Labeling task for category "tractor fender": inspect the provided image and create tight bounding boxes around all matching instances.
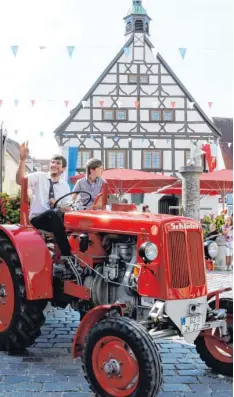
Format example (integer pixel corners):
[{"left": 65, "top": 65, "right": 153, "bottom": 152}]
[
  {"left": 72, "top": 304, "right": 125, "bottom": 358},
  {"left": 207, "top": 287, "right": 232, "bottom": 310},
  {"left": 0, "top": 224, "right": 53, "bottom": 300}
]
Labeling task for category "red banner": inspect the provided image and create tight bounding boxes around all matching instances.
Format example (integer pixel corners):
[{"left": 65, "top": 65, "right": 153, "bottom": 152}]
[{"left": 202, "top": 144, "right": 217, "bottom": 172}]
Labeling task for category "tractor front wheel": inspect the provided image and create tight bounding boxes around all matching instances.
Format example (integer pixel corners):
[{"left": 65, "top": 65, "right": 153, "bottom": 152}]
[
  {"left": 0, "top": 237, "right": 47, "bottom": 350},
  {"left": 82, "top": 317, "right": 163, "bottom": 397},
  {"left": 195, "top": 298, "right": 233, "bottom": 377}
]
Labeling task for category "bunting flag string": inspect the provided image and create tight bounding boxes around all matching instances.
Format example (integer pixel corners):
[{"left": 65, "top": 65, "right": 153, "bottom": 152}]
[
  {"left": 124, "top": 47, "right": 130, "bottom": 56},
  {"left": 188, "top": 101, "right": 194, "bottom": 109},
  {"left": 14, "top": 99, "right": 19, "bottom": 107},
  {"left": 11, "top": 46, "right": 19, "bottom": 57},
  {"left": 64, "top": 100, "right": 70, "bottom": 108},
  {"left": 135, "top": 101, "right": 140, "bottom": 109},
  {"left": 171, "top": 101, "right": 176, "bottom": 109},
  {"left": 179, "top": 48, "right": 187, "bottom": 60},
  {"left": 208, "top": 102, "right": 213, "bottom": 108},
  {"left": 99, "top": 100, "right": 104, "bottom": 107},
  {"left": 67, "top": 46, "right": 75, "bottom": 58},
  {"left": 31, "top": 100, "right": 36, "bottom": 107}
]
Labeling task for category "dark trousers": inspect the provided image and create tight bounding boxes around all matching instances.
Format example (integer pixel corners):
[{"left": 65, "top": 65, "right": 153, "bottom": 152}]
[{"left": 31, "top": 210, "right": 71, "bottom": 256}]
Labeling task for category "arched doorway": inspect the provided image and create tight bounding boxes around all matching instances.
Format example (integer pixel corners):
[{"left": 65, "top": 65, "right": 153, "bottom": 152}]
[{"left": 158, "top": 195, "right": 179, "bottom": 215}]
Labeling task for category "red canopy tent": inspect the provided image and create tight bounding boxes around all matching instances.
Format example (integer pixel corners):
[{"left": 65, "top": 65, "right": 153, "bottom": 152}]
[
  {"left": 156, "top": 170, "right": 233, "bottom": 201},
  {"left": 70, "top": 169, "right": 177, "bottom": 195}
]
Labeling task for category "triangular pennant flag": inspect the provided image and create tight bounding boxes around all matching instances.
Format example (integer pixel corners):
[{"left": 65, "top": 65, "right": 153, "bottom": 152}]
[
  {"left": 228, "top": 142, "right": 232, "bottom": 148},
  {"left": 47, "top": 100, "right": 52, "bottom": 107},
  {"left": 67, "top": 46, "right": 75, "bottom": 58},
  {"left": 124, "top": 47, "right": 130, "bottom": 56},
  {"left": 99, "top": 100, "right": 104, "bottom": 108},
  {"left": 14, "top": 130, "right": 18, "bottom": 135},
  {"left": 142, "top": 138, "right": 145, "bottom": 143},
  {"left": 152, "top": 101, "right": 158, "bottom": 108},
  {"left": 152, "top": 48, "right": 157, "bottom": 58},
  {"left": 64, "top": 100, "right": 69, "bottom": 108},
  {"left": 82, "top": 101, "right": 87, "bottom": 108},
  {"left": 40, "top": 131, "right": 44, "bottom": 137},
  {"left": 39, "top": 46, "right": 47, "bottom": 50},
  {"left": 11, "top": 46, "right": 19, "bottom": 57},
  {"left": 171, "top": 101, "right": 176, "bottom": 109},
  {"left": 179, "top": 48, "right": 187, "bottom": 60},
  {"left": 14, "top": 99, "right": 19, "bottom": 107},
  {"left": 0, "top": 100, "right": 2, "bottom": 107},
  {"left": 128, "top": 137, "right": 132, "bottom": 142},
  {"left": 208, "top": 102, "right": 213, "bottom": 108},
  {"left": 117, "top": 100, "right": 122, "bottom": 108},
  {"left": 135, "top": 101, "right": 140, "bottom": 109},
  {"left": 188, "top": 101, "right": 194, "bottom": 109},
  {"left": 31, "top": 100, "right": 36, "bottom": 107}
]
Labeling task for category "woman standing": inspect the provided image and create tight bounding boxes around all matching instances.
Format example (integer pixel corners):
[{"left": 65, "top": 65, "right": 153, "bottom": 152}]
[{"left": 222, "top": 217, "right": 233, "bottom": 270}]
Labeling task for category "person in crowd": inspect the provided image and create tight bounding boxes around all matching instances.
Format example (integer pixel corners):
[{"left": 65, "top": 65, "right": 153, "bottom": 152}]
[
  {"left": 222, "top": 216, "right": 233, "bottom": 270},
  {"left": 16, "top": 142, "right": 72, "bottom": 257},
  {"left": 72, "top": 158, "right": 105, "bottom": 208},
  {"left": 206, "top": 223, "right": 219, "bottom": 241},
  {"left": 142, "top": 204, "right": 151, "bottom": 213}
]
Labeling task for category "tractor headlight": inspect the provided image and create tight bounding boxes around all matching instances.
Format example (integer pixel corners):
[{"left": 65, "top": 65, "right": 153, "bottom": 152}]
[
  {"left": 208, "top": 242, "right": 219, "bottom": 258},
  {"left": 139, "top": 242, "right": 158, "bottom": 262}
]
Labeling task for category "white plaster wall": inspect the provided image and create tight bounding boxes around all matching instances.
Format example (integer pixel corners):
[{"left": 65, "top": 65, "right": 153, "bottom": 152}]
[
  {"left": 132, "top": 150, "right": 142, "bottom": 169},
  {"left": 2, "top": 154, "right": 20, "bottom": 195}
]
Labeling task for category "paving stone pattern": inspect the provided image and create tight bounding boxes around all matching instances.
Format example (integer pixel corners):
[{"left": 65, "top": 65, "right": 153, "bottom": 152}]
[{"left": 0, "top": 271, "right": 232, "bottom": 397}]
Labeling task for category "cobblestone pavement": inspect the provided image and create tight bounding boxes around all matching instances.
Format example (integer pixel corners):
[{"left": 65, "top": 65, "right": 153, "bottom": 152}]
[{"left": 0, "top": 271, "right": 232, "bottom": 397}]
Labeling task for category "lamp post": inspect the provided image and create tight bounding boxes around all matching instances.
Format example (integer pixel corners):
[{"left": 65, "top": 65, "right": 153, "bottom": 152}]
[{"left": 0, "top": 122, "right": 7, "bottom": 193}]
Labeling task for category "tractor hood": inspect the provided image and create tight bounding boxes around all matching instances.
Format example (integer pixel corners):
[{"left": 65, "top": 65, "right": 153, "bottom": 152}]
[{"left": 64, "top": 210, "right": 200, "bottom": 235}]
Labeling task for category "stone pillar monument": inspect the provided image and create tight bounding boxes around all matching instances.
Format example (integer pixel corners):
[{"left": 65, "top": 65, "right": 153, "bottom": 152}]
[{"left": 180, "top": 157, "right": 203, "bottom": 221}]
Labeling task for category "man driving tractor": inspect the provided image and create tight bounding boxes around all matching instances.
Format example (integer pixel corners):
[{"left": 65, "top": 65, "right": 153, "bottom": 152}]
[{"left": 16, "top": 142, "right": 74, "bottom": 257}]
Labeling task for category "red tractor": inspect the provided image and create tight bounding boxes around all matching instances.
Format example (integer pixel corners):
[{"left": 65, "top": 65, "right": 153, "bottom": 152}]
[{"left": 0, "top": 178, "right": 232, "bottom": 397}]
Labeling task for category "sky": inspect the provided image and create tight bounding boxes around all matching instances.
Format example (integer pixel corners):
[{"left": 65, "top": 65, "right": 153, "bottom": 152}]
[{"left": 0, "top": 0, "right": 233, "bottom": 159}]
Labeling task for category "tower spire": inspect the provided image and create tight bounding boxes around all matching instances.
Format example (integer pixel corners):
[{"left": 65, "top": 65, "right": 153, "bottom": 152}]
[{"left": 124, "top": 0, "right": 151, "bottom": 36}]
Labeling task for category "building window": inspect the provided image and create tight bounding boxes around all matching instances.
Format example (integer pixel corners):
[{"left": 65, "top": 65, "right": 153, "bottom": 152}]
[
  {"left": 140, "top": 75, "right": 149, "bottom": 84},
  {"left": 151, "top": 110, "right": 161, "bottom": 121},
  {"left": 103, "top": 109, "right": 127, "bottom": 121},
  {"left": 135, "top": 20, "right": 144, "bottom": 31},
  {"left": 162, "top": 109, "right": 174, "bottom": 122},
  {"left": 128, "top": 74, "right": 138, "bottom": 84},
  {"left": 106, "top": 150, "right": 127, "bottom": 169},
  {"left": 77, "top": 150, "right": 92, "bottom": 169},
  {"left": 103, "top": 110, "right": 115, "bottom": 121},
  {"left": 116, "top": 110, "right": 127, "bottom": 120},
  {"left": 150, "top": 109, "right": 175, "bottom": 122},
  {"left": 126, "top": 21, "right": 132, "bottom": 34},
  {"left": 143, "top": 150, "right": 162, "bottom": 169},
  {"left": 128, "top": 74, "right": 149, "bottom": 84}
]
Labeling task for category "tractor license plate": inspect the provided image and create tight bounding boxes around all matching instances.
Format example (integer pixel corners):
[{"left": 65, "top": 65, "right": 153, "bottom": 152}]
[{"left": 181, "top": 315, "right": 203, "bottom": 333}]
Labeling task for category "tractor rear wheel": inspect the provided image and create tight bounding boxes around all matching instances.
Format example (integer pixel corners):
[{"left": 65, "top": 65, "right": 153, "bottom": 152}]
[
  {"left": 0, "top": 237, "right": 47, "bottom": 350},
  {"left": 82, "top": 317, "right": 163, "bottom": 397},
  {"left": 195, "top": 298, "right": 233, "bottom": 377}
]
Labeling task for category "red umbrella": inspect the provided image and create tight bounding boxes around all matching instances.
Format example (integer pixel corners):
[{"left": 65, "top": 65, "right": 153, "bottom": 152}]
[
  {"left": 200, "top": 169, "right": 233, "bottom": 194},
  {"left": 157, "top": 182, "right": 224, "bottom": 196},
  {"left": 70, "top": 169, "right": 177, "bottom": 195},
  {"left": 156, "top": 170, "right": 233, "bottom": 204}
]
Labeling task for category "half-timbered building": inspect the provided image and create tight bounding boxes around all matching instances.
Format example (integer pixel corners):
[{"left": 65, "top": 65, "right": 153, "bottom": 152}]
[{"left": 54, "top": 0, "right": 222, "bottom": 213}]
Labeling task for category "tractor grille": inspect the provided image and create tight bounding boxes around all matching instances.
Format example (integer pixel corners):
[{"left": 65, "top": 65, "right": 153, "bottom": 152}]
[
  {"left": 188, "top": 231, "right": 206, "bottom": 286},
  {"left": 168, "top": 231, "right": 205, "bottom": 289}
]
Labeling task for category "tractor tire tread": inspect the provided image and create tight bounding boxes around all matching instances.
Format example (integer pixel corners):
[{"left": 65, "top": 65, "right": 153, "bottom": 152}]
[
  {"left": 195, "top": 298, "right": 233, "bottom": 377},
  {"left": 0, "top": 237, "right": 46, "bottom": 351},
  {"left": 82, "top": 316, "right": 163, "bottom": 397}
]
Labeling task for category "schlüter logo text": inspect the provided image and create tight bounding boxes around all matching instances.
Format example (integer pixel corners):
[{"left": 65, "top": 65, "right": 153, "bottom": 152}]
[{"left": 171, "top": 223, "right": 197, "bottom": 230}]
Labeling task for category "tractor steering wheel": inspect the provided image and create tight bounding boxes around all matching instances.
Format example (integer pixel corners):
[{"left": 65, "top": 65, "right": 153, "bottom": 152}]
[{"left": 53, "top": 190, "right": 92, "bottom": 209}]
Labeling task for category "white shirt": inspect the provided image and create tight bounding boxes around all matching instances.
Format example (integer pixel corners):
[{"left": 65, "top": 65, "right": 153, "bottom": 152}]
[{"left": 27, "top": 172, "right": 71, "bottom": 220}]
